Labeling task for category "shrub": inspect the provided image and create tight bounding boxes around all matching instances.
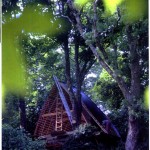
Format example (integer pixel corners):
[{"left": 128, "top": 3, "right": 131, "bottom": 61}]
[
  {"left": 2, "top": 124, "right": 46, "bottom": 150},
  {"left": 62, "top": 124, "right": 116, "bottom": 150}
]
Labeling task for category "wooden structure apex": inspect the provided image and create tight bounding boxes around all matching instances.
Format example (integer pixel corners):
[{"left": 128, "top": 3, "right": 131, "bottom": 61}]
[{"left": 34, "top": 76, "right": 121, "bottom": 149}]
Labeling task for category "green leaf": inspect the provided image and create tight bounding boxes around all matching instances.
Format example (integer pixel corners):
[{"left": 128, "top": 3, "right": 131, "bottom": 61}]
[
  {"left": 144, "top": 87, "right": 149, "bottom": 109},
  {"left": 124, "top": 0, "right": 148, "bottom": 23},
  {"left": 2, "top": 23, "right": 27, "bottom": 97},
  {"left": 19, "top": 5, "right": 59, "bottom": 34},
  {"left": 103, "top": 0, "right": 124, "bottom": 15},
  {"left": 2, "top": 84, "right": 6, "bottom": 112},
  {"left": 74, "top": 0, "right": 89, "bottom": 7}
]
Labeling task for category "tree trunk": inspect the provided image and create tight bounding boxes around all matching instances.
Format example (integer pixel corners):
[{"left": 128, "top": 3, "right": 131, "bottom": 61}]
[
  {"left": 125, "top": 113, "right": 140, "bottom": 150},
  {"left": 74, "top": 32, "right": 82, "bottom": 125},
  {"left": 19, "top": 97, "right": 26, "bottom": 130},
  {"left": 63, "top": 36, "right": 78, "bottom": 127},
  {"left": 125, "top": 25, "right": 141, "bottom": 150}
]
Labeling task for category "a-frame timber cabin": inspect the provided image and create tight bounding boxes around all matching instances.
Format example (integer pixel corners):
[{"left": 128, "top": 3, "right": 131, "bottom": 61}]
[{"left": 34, "top": 76, "right": 121, "bottom": 149}]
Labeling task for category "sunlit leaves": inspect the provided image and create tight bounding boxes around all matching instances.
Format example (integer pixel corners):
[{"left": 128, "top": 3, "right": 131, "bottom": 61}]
[
  {"left": 2, "top": 4, "right": 61, "bottom": 100},
  {"left": 100, "top": 69, "right": 114, "bottom": 82},
  {"left": 44, "top": 53, "right": 48, "bottom": 58},
  {"left": 74, "top": 0, "right": 148, "bottom": 25},
  {"left": 19, "top": 5, "right": 58, "bottom": 34},
  {"left": 92, "top": 69, "right": 123, "bottom": 109},
  {"left": 144, "top": 87, "right": 149, "bottom": 109},
  {"left": 74, "top": 0, "right": 90, "bottom": 8},
  {"left": 103, "top": 0, "right": 148, "bottom": 23},
  {"left": 2, "top": 85, "right": 6, "bottom": 112},
  {"left": 123, "top": 0, "right": 148, "bottom": 23},
  {"left": 103, "top": 0, "right": 123, "bottom": 15},
  {"left": 2, "top": 23, "right": 27, "bottom": 97}
]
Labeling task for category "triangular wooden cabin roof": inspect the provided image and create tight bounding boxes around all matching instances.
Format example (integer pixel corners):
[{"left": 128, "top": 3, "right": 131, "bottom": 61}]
[{"left": 34, "top": 77, "right": 120, "bottom": 139}]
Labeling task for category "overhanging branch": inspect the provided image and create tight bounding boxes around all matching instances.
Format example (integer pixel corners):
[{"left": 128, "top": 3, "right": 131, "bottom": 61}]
[{"left": 66, "top": 0, "right": 131, "bottom": 100}]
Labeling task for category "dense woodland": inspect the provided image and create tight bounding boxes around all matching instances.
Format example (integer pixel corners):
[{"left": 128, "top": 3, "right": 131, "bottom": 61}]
[{"left": 2, "top": 0, "right": 148, "bottom": 150}]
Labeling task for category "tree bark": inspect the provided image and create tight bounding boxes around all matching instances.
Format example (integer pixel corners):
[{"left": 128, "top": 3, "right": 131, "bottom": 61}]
[
  {"left": 63, "top": 35, "right": 79, "bottom": 127},
  {"left": 125, "top": 25, "right": 141, "bottom": 150},
  {"left": 125, "top": 113, "right": 140, "bottom": 150},
  {"left": 74, "top": 32, "right": 82, "bottom": 125},
  {"left": 19, "top": 97, "right": 26, "bottom": 130}
]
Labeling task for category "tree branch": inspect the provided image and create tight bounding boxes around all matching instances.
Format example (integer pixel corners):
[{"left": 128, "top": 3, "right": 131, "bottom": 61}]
[{"left": 66, "top": 0, "right": 131, "bottom": 100}]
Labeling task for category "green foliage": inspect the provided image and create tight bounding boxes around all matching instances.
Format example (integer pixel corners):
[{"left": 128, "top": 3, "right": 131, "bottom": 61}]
[
  {"left": 62, "top": 124, "right": 108, "bottom": 150},
  {"left": 2, "top": 1, "right": 148, "bottom": 149},
  {"left": 92, "top": 69, "right": 124, "bottom": 110},
  {"left": 121, "top": 0, "right": 148, "bottom": 23},
  {"left": 2, "top": 22, "right": 27, "bottom": 98},
  {"left": 108, "top": 107, "right": 128, "bottom": 141},
  {"left": 19, "top": 4, "right": 57, "bottom": 34},
  {"left": 74, "top": 0, "right": 89, "bottom": 8},
  {"left": 73, "top": 124, "right": 98, "bottom": 136},
  {"left": 102, "top": 0, "right": 148, "bottom": 23},
  {"left": 2, "top": 2, "right": 63, "bottom": 103},
  {"left": 2, "top": 124, "right": 46, "bottom": 150},
  {"left": 103, "top": 0, "right": 124, "bottom": 15},
  {"left": 21, "top": 33, "right": 64, "bottom": 96},
  {"left": 2, "top": 93, "right": 20, "bottom": 128},
  {"left": 20, "top": 34, "right": 65, "bottom": 134},
  {"left": 2, "top": 85, "right": 6, "bottom": 112},
  {"left": 144, "top": 87, "right": 149, "bottom": 109},
  {"left": 63, "top": 124, "right": 123, "bottom": 149}
]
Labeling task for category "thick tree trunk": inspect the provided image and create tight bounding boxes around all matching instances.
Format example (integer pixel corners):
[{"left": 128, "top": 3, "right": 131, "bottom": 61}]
[
  {"left": 125, "top": 113, "right": 140, "bottom": 150},
  {"left": 125, "top": 25, "right": 141, "bottom": 150},
  {"left": 19, "top": 97, "right": 26, "bottom": 129}
]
